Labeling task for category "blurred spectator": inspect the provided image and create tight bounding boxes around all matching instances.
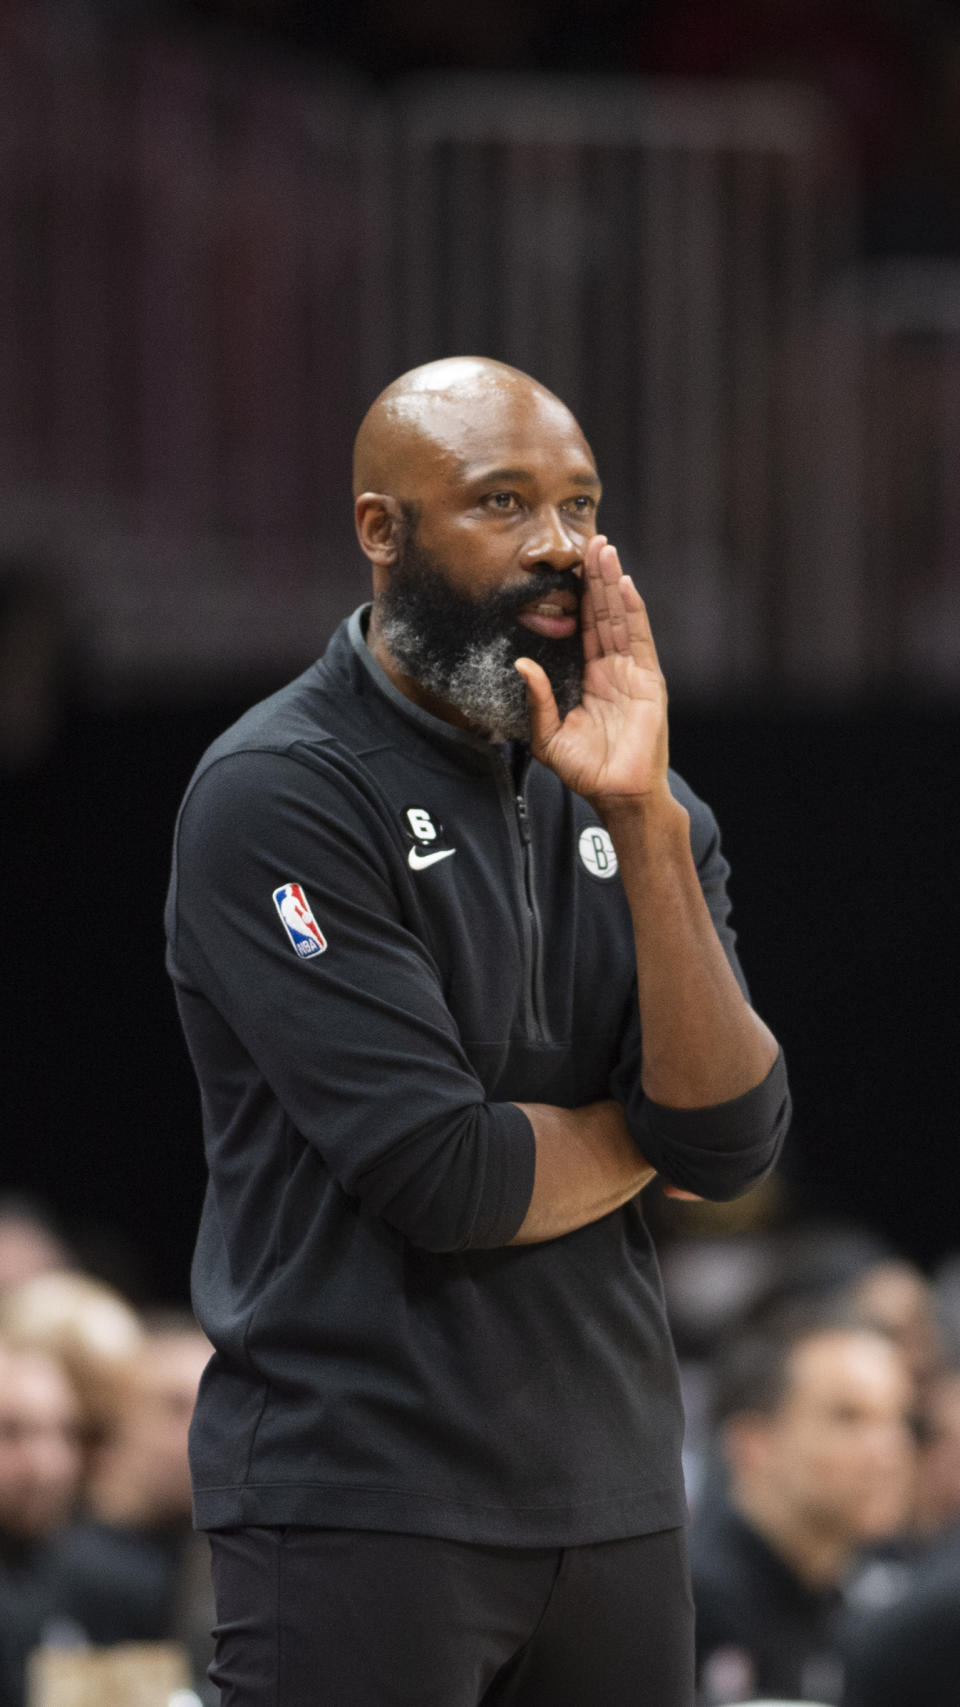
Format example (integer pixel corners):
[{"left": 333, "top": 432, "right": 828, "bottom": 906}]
[
  {"left": 0, "top": 1336, "right": 84, "bottom": 1707},
  {"left": 0, "top": 1273, "right": 143, "bottom": 1491},
  {"left": 77, "top": 1314, "right": 216, "bottom": 1699},
  {"left": 0, "top": 1201, "right": 71, "bottom": 1298},
  {"left": 0, "top": 1339, "right": 82, "bottom": 1544},
  {"left": 0, "top": 1333, "right": 175, "bottom": 1706},
  {"left": 846, "top": 1257, "right": 946, "bottom": 1398},
  {"left": 87, "top": 1313, "right": 209, "bottom": 1527},
  {"left": 660, "top": 1219, "right": 896, "bottom": 1512},
  {"left": 913, "top": 1366, "right": 960, "bottom": 1535},
  {"left": 932, "top": 1250, "right": 960, "bottom": 1364},
  {"left": 841, "top": 1522, "right": 960, "bottom": 1707},
  {"left": 840, "top": 1357, "right": 960, "bottom": 1623},
  {"left": 690, "top": 1306, "right": 916, "bottom": 1705}
]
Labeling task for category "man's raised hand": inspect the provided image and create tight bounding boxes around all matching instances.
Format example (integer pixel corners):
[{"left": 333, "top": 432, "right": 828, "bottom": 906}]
[{"left": 515, "top": 535, "right": 670, "bottom": 805}]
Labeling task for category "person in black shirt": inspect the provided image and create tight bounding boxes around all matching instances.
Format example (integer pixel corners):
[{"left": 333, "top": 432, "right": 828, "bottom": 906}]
[
  {"left": 167, "top": 356, "right": 790, "bottom": 1706},
  {"left": 841, "top": 1523, "right": 960, "bottom": 1707},
  {"left": 691, "top": 1308, "right": 916, "bottom": 1705}
]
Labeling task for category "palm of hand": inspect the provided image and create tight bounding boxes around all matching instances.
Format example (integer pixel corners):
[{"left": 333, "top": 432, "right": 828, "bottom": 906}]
[
  {"left": 517, "top": 538, "right": 669, "bottom": 803},
  {"left": 538, "top": 652, "right": 666, "bottom": 801}
]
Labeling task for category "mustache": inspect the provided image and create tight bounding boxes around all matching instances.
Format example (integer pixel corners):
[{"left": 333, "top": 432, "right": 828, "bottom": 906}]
[{"left": 492, "top": 569, "right": 583, "bottom": 622}]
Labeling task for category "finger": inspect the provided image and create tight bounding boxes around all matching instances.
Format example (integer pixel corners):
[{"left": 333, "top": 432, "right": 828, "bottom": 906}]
[
  {"left": 583, "top": 540, "right": 662, "bottom": 675},
  {"left": 617, "top": 573, "right": 662, "bottom": 676},
  {"left": 613, "top": 569, "right": 662, "bottom": 673},
  {"left": 515, "top": 658, "right": 563, "bottom": 754},
  {"left": 592, "top": 546, "right": 662, "bottom": 675},
  {"left": 662, "top": 1185, "right": 705, "bottom": 1202},
  {"left": 579, "top": 535, "right": 606, "bottom": 664},
  {"left": 583, "top": 538, "right": 623, "bottom": 657},
  {"left": 586, "top": 541, "right": 640, "bottom": 658}
]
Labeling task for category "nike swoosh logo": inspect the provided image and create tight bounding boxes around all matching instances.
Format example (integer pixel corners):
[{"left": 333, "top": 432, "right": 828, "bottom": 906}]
[{"left": 408, "top": 845, "right": 456, "bottom": 871}]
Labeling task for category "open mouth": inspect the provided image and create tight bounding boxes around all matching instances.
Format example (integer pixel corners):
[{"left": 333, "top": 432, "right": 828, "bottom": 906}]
[{"left": 516, "top": 590, "right": 580, "bottom": 641}]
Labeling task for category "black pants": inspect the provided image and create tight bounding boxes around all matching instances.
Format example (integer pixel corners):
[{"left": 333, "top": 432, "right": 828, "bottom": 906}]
[{"left": 207, "top": 1524, "right": 695, "bottom": 1706}]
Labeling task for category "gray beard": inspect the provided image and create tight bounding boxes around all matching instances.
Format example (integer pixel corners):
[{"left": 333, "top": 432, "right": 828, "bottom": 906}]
[
  {"left": 378, "top": 611, "right": 535, "bottom": 742},
  {"left": 376, "top": 528, "right": 585, "bottom": 743}
]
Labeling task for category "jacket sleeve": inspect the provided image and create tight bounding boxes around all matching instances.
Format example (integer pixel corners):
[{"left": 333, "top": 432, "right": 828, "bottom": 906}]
[
  {"left": 167, "top": 745, "right": 536, "bottom": 1253},
  {"left": 607, "top": 773, "right": 791, "bottom": 1201}
]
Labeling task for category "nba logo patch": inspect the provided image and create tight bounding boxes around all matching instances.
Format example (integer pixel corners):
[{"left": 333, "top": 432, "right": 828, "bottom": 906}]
[{"left": 272, "top": 882, "right": 327, "bottom": 959}]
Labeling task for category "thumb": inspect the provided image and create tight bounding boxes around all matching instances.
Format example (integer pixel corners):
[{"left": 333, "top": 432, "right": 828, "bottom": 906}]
[{"left": 515, "top": 658, "right": 562, "bottom": 754}]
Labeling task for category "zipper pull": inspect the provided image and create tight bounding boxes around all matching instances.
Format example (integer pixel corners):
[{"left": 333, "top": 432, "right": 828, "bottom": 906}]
[{"left": 515, "top": 793, "right": 531, "bottom": 845}]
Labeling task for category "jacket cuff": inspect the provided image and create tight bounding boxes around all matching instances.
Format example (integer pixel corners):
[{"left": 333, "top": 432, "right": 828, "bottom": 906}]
[{"left": 637, "top": 1047, "right": 790, "bottom": 1202}]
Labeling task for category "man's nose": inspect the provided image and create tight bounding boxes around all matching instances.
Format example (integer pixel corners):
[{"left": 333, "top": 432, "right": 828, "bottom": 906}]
[{"left": 519, "top": 508, "right": 584, "bottom": 573}]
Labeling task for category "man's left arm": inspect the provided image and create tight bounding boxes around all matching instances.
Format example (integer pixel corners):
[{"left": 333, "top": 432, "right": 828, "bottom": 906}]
[
  {"left": 603, "top": 785, "right": 776, "bottom": 1106},
  {"left": 516, "top": 535, "right": 789, "bottom": 1202},
  {"left": 605, "top": 783, "right": 789, "bottom": 1200}
]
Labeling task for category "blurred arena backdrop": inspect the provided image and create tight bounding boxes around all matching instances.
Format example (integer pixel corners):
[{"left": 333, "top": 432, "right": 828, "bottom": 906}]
[{"left": 1, "top": 0, "right": 957, "bottom": 1301}]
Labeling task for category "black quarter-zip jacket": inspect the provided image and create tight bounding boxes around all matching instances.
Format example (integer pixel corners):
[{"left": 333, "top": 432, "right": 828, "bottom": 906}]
[{"left": 165, "top": 606, "right": 790, "bottom": 1544}]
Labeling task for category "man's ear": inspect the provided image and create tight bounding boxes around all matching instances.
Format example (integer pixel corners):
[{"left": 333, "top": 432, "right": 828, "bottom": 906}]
[{"left": 355, "top": 493, "right": 404, "bottom": 567}]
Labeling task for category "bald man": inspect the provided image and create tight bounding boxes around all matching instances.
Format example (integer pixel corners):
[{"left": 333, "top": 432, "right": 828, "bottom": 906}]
[{"left": 166, "top": 357, "right": 790, "bottom": 1706}]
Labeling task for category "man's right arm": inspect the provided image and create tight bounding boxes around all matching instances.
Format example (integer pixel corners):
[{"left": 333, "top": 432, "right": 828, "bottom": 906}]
[
  {"left": 508, "top": 1100, "right": 656, "bottom": 1244},
  {"left": 169, "top": 746, "right": 543, "bottom": 1256}
]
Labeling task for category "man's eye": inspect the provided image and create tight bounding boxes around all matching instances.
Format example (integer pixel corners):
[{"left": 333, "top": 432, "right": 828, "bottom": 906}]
[
  {"left": 487, "top": 492, "right": 520, "bottom": 511},
  {"left": 566, "top": 495, "right": 596, "bottom": 515}
]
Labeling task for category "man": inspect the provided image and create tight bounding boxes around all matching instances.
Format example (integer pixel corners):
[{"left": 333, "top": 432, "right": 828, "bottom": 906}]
[
  {"left": 838, "top": 1360, "right": 960, "bottom": 1707},
  {"left": 165, "top": 356, "right": 790, "bottom": 1705},
  {"left": 690, "top": 1307, "right": 916, "bottom": 1706}
]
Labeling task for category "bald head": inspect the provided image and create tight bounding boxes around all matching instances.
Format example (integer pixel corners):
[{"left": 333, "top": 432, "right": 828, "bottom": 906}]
[
  {"left": 352, "top": 356, "right": 586, "bottom": 501},
  {"left": 355, "top": 355, "right": 601, "bottom": 740}
]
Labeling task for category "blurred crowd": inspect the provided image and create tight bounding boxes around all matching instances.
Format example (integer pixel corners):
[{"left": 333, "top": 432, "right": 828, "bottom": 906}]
[
  {"left": 4, "top": 1190, "right": 960, "bottom": 1706},
  {"left": 0, "top": 1197, "right": 214, "bottom": 1706},
  {"left": 656, "top": 1202, "right": 960, "bottom": 1705}
]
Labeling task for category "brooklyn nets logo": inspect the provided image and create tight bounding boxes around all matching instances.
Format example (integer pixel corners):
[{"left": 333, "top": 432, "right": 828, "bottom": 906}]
[{"left": 578, "top": 825, "right": 618, "bottom": 880}]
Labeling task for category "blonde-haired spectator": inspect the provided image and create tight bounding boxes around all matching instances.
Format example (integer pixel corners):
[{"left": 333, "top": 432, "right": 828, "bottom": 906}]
[
  {"left": 82, "top": 1315, "right": 216, "bottom": 1699},
  {"left": 0, "top": 1337, "right": 83, "bottom": 1545},
  {"left": 1, "top": 1323, "right": 197, "bottom": 1707},
  {"left": 0, "top": 1273, "right": 143, "bottom": 1485},
  {"left": 88, "top": 1313, "right": 210, "bottom": 1527}
]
